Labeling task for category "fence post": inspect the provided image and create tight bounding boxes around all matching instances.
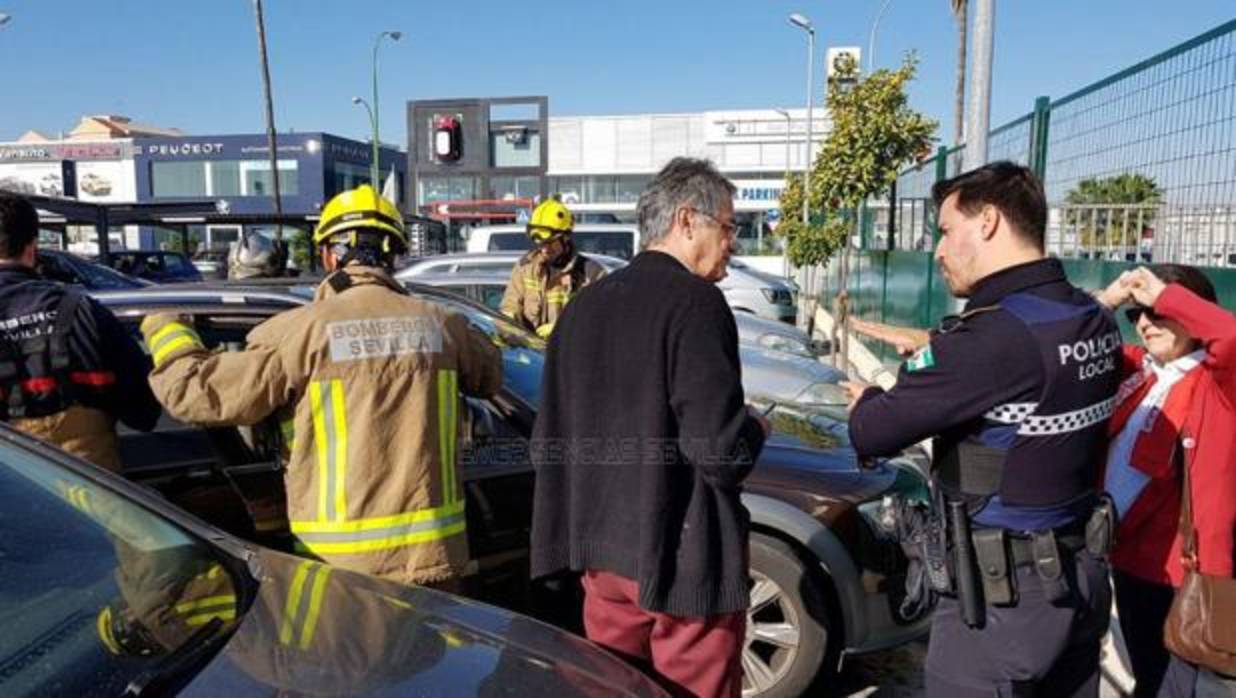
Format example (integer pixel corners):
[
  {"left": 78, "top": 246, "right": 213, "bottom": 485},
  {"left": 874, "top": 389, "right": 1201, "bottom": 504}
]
[{"left": 1029, "top": 95, "right": 1052, "bottom": 180}]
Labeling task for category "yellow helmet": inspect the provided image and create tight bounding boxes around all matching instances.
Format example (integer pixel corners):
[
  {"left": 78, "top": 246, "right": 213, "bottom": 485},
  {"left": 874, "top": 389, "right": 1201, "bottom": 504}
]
[
  {"left": 526, "top": 198, "right": 574, "bottom": 245},
  {"left": 314, "top": 185, "right": 407, "bottom": 252}
]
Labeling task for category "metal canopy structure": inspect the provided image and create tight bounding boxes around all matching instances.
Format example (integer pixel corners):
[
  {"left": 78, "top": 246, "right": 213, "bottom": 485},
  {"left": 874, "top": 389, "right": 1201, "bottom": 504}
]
[{"left": 2, "top": 190, "right": 447, "bottom": 265}]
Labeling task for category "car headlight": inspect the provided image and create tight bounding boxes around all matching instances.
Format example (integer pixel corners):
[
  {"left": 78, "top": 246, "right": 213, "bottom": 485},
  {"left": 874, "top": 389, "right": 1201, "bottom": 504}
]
[
  {"left": 794, "top": 381, "right": 849, "bottom": 406},
  {"left": 756, "top": 333, "right": 814, "bottom": 358}
]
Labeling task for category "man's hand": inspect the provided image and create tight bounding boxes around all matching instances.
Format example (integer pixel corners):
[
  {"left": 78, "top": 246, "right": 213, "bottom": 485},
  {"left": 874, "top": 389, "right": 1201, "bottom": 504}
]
[
  {"left": 840, "top": 380, "right": 872, "bottom": 412},
  {"left": 1124, "top": 266, "right": 1168, "bottom": 308},
  {"left": 850, "top": 317, "right": 930, "bottom": 357}
]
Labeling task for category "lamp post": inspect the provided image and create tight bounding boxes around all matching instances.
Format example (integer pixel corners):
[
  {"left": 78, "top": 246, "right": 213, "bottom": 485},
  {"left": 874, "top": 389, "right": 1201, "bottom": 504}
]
[
  {"left": 252, "top": 0, "right": 282, "bottom": 242},
  {"left": 788, "top": 13, "right": 815, "bottom": 230},
  {"left": 352, "top": 96, "right": 376, "bottom": 145},
  {"left": 370, "top": 30, "right": 402, "bottom": 189},
  {"left": 868, "top": 0, "right": 894, "bottom": 71},
  {"left": 774, "top": 108, "right": 792, "bottom": 185}
]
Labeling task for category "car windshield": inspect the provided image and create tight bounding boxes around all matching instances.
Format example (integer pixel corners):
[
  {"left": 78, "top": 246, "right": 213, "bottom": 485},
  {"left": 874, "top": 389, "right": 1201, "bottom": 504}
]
[
  {"left": 486, "top": 231, "right": 634, "bottom": 259},
  {"left": 38, "top": 253, "right": 146, "bottom": 290},
  {"left": 0, "top": 440, "right": 243, "bottom": 696}
]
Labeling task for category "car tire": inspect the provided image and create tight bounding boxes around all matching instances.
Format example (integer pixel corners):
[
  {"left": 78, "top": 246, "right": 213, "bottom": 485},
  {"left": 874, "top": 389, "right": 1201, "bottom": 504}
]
[{"left": 744, "top": 532, "right": 838, "bottom": 698}]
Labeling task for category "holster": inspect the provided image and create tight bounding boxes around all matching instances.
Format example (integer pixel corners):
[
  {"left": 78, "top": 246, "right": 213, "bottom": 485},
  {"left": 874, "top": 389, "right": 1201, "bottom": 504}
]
[
  {"left": 1085, "top": 495, "right": 1117, "bottom": 558},
  {"left": 972, "top": 528, "right": 1016, "bottom": 606},
  {"left": 1031, "top": 530, "right": 1070, "bottom": 603}
]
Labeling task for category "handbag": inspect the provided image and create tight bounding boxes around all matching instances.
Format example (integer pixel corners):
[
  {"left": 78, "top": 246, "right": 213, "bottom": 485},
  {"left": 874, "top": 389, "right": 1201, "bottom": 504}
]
[{"left": 1162, "top": 437, "right": 1236, "bottom": 675}]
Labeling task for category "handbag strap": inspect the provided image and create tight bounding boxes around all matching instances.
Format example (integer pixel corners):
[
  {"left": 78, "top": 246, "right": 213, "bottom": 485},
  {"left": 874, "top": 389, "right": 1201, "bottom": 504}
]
[{"left": 1178, "top": 437, "right": 1199, "bottom": 568}]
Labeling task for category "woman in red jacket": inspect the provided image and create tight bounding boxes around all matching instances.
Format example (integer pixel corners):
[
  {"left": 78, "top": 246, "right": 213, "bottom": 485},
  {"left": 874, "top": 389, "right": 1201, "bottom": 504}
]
[{"left": 1096, "top": 265, "right": 1236, "bottom": 697}]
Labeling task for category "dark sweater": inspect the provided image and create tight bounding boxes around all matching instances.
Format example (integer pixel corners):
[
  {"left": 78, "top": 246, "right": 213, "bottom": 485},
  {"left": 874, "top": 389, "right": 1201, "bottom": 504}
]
[{"left": 529, "top": 250, "right": 766, "bottom": 616}]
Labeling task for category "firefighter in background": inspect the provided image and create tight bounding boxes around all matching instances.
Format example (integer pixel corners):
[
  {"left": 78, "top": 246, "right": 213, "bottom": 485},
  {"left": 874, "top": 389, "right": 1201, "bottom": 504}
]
[
  {"left": 139, "top": 185, "right": 503, "bottom": 589},
  {"left": 500, "top": 198, "right": 606, "bottom": 338},
  {"left": 0, "top": 193, "right": 160, "bottom": 471}
]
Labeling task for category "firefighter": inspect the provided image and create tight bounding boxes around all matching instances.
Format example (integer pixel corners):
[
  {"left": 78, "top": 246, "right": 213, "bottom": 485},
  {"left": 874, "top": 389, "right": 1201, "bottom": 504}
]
[
  {"left": 499, "top": 198, "right": 606, "bottom": 338},
  {"left": 139, "top": 185, "right": 503, "bottom": 589},
  {"left": 0, "top": 193, "right": 160, "bottom": 471}
]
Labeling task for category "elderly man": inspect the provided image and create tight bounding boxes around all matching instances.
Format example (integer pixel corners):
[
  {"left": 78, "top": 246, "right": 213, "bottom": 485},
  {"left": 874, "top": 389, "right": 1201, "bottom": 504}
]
[{"left": 530, "top": 157, "right": 770, "bottom": 698}]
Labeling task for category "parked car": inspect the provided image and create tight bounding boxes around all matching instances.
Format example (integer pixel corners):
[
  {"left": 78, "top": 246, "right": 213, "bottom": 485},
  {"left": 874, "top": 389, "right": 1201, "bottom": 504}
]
[
  {"left": 101, "top": 250, "right": 204, "bottom": 284},
  {"left": 91, "top": 282, "right": 931, "bottom": 697},
  {"left": 0, "top": 423, "right": 668, "bottom": 697},
  {"left": 465, "top": 224, "right": 642, "bottom": 260},
  {"left": 399, "top": 251, "right": 799, "bottom": 328},
  {"left": 192, "top": 249, "right": 231, "bottom": 280},
  {"left": 35, "top": 249, "right": 150, "bottom": 290},
  {"left": 405, "top": 270, "right": 841, "bottom": 407}
]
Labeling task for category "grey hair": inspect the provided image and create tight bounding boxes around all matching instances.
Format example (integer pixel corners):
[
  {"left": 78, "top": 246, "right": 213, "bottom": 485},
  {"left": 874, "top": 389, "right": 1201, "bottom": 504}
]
[{"left": 637, "top": 157, "right": 736, "bottom": 249}]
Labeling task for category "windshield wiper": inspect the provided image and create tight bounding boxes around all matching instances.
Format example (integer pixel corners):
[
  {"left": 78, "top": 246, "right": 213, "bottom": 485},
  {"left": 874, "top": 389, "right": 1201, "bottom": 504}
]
[{"left": 122, "top": 617, "right": 228, "bottom": 697}]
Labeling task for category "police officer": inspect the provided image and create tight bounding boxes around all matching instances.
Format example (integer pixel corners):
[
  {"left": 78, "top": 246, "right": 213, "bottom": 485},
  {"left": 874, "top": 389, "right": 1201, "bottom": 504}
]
[
  {"left": 843, "top": 162, "right": 1120, "bottom": 697},
  {"left": 0, "top": 193, "right": 160, "bottom": 470},
  {"left": 139, "top": 185, "right": 503, "bottom": 589},
  {"left": 500, "top": 198, "right": 606, "bottom": 338}
]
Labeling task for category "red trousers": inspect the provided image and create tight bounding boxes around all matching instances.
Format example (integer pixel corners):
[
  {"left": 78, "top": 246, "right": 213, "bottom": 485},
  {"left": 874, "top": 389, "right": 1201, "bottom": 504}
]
[{"left": 581, "top": 570, "right": 745, "bottom": 698}]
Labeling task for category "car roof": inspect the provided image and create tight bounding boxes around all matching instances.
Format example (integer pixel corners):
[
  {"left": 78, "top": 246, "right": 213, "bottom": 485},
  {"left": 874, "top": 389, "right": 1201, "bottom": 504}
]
[
  {"left": 397, "top": 251, "right": 628, "bottom": 276},
  {"left": 472, "top": 224, "right": 639, "bottom": 234}
]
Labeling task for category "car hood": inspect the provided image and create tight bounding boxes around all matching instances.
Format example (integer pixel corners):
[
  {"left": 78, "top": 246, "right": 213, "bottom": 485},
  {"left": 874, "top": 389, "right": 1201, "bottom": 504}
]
[
  {"left": 739, "top": 346, "right": 845, "bottom": 404},
  {"left": 181, "top": 548, "right": 664, "bottom": 697}
]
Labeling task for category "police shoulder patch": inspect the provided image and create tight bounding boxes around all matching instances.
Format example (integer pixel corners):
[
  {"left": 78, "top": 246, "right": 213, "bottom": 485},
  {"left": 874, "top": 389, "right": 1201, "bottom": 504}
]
[{"left": 906, "top": 345, "right": 936, "bottom": 372}]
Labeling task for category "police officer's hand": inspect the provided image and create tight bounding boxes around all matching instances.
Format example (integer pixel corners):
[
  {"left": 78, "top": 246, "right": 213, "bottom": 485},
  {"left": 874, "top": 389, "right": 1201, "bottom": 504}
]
[
  {"left": 1125, "top": 266, "right": 1168, "bottom": 308},
  {"left": 840, "top": 380, "right": 872, "bottom": 411}
]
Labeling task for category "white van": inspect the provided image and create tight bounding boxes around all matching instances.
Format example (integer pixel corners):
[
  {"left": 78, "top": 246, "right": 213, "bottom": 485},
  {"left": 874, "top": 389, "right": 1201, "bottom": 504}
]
[{"left": 466, "top": 224, "right": 641, "bottom": 260}]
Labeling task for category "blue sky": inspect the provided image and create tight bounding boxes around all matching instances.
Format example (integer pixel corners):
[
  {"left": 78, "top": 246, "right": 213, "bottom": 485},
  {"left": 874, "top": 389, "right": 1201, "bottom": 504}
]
[{"left": 0, "top": 1, "right": 1232, "bottom": 148}]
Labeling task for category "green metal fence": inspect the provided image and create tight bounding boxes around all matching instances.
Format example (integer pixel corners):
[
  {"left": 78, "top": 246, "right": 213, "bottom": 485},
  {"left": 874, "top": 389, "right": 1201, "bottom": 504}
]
[
  {"left": 833, "top": 18, "right": 1236, "bottom": 362},
  {"left": 884, "top": 18, "right": 1236, "bottom": 268}
]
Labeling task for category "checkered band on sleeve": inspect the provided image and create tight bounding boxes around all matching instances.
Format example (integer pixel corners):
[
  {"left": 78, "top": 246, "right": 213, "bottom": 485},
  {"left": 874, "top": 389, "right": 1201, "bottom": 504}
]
[
  {"left": 984, "top": 402, "right": 1039, "bottom": 424},
  {"left": 1015, "top": 397, "right": 1116, "bottom": 436}
]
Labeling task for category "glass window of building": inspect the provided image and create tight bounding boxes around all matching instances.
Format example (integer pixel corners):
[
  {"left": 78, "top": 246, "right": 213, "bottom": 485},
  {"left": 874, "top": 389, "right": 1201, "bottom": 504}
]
[
  {"left": 419, "top": 176, "right": 475, "bottom": 204},
  {"left": 209, "top": 161, "right": 242, "bottom": 197},
  {"left": 614, "top": 176, "right": 650, "bottom": 203},
  {"left": 490, "top": 131, "right": 542, "bottom": 168},
  {"left": 490, "top": 175, "right": 541, "bottom": 200},
  {"left": 241, "top": 160, "right": 298, "bottom": 196},
  {"left": 550, "top": 177, "right": 584, "bottom": 204},
  {"left": 151, "top": 161, "right": 207, "bottom": 197},
  {"left": 587, "top": 176, "right": 616, "bottom": 203},
  {"left": 330, "top": 161, "right": 370, "bottom": 196}
]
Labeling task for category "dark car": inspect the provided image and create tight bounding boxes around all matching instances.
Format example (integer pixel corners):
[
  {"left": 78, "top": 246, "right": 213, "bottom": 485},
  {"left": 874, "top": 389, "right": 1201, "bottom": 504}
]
[
  {"left": 0, "top": 423, "right": 668, "bottom": 697},
  {"left": 102, "top": 250, "right": 204, "bottom": 284},
  {"left": 34, "top": 249, "right": 149, "bottom": 290},
  {"left": 90, "top": 283, "right": 931, "bottom": 698}
]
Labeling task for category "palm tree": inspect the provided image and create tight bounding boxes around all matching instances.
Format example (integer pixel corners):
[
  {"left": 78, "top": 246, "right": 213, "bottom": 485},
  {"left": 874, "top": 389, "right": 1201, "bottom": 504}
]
[{"left": 951, "top": 0, "right": 967, "bottom": 147}]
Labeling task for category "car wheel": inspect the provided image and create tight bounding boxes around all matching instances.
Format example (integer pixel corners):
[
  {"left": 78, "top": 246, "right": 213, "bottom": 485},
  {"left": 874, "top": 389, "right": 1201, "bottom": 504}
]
[{"left": 743, "top": 533, "right": 837, "bottom": 698}]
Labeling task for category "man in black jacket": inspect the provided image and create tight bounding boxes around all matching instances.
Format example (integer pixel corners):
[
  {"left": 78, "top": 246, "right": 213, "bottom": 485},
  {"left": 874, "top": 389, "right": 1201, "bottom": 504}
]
[
  {"left": 0, "top": 193, "right": 160, "bottom": 470},
  {"left": 530, "top": 158, "right": 770, "bottom": 698}
]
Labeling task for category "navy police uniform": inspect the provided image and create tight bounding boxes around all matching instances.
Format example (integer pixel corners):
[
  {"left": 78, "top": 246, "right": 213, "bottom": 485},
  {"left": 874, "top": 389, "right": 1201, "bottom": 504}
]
[
  {"left": 850, "top": 259, "right": 1121, "bottom": 697},
  {"left": 0, "top": 264, "right": 160, "bottom": 470}
]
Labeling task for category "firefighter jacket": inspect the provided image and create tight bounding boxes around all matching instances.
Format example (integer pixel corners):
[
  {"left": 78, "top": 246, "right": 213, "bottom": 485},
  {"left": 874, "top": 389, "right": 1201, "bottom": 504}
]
[
  {"left": 141, "top": 265, "right": 504, "bottom": 585},
  {"left": 0, "top": 265, "right": 161, "bottom": 471},
  {"left": 499, "top": 250, "right": 606, "bottom": 337}
]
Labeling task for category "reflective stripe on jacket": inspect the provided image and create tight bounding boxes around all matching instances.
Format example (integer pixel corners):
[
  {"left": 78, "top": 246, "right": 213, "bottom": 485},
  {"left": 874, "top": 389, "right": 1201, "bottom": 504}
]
[
  {"left": 499, "top": 251, "right": 606, "bottom": 336},
  {"left": 141, "top": 265, "right": 503, "bottom": 585}
]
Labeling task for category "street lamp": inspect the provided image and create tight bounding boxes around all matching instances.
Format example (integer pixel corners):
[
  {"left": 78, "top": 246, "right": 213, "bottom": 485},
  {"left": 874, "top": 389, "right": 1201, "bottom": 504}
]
[
  {"left": 352, "top": 96, "right": 376, "bottom": 161},
  {"left": 788, "top": 12, "right": 815, "bottom": 229},
  {"left": 774, "top": 108, "right": 792, "bottom": 185},
  {"left": 868, "top": 0, "right": 894, "bottom": 71},
  {"left": 369, "top": 30, "right": 403, "bottom": 189}
]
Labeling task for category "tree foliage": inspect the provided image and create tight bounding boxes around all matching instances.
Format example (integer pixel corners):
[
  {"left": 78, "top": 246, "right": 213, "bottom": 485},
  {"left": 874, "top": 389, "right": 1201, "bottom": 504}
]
[
  {"left": 1064, "top": 173, "right": 1162, "bottom": 248},
  {"left": 777, "top": 53, "right": 937, "bottom": 266}
]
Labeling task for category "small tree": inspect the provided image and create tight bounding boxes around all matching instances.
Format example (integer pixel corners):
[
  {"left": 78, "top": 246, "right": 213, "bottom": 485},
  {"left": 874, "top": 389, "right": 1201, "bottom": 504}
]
[
  {"left": 1064, "top": 174, "right": 1161, "bottom": 249},
  {"left": 776, "top": 53, "right": 936, "bottom": 364}
]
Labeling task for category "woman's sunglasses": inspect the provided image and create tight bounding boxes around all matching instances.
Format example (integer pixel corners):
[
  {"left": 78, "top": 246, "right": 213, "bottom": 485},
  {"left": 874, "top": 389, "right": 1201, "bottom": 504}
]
[{"left": 1124, "top": 305, "right": 1162, "bottom": 324}]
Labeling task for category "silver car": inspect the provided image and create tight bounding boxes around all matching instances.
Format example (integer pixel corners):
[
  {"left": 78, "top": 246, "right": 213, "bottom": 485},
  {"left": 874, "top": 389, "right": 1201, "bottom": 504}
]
[
  {"left": 408, "top": 270, "right": 846, "bottom": 409},
  {"left": 400, "top": 251, "right": 801, "bottom": 333}
]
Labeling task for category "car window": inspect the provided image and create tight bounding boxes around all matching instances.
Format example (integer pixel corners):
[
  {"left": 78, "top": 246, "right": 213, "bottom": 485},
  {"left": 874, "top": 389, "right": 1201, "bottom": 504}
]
[
  {"left": 35, "top": 253, "right": 82, "bottom": 285},
  {"left": 429, "top": 295, "right": 545, "bottom": 408},
  {"left": 455, "top": 261, "right": 514, "bottom": 274},
  {"left": 487, "top": 233, "right": 533, "bottom": 252},
  {"left": 478, "top": 285, "right": 506, "bottom": 313},
  {"left": 163, "top": 254, "right": 188, "bottom": 271},
  {"left": 572, "top": 232, "right": 634, "bottom": 259},
  {"left": 0, "top": 439, "right": 242, "bottom": 696}
]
